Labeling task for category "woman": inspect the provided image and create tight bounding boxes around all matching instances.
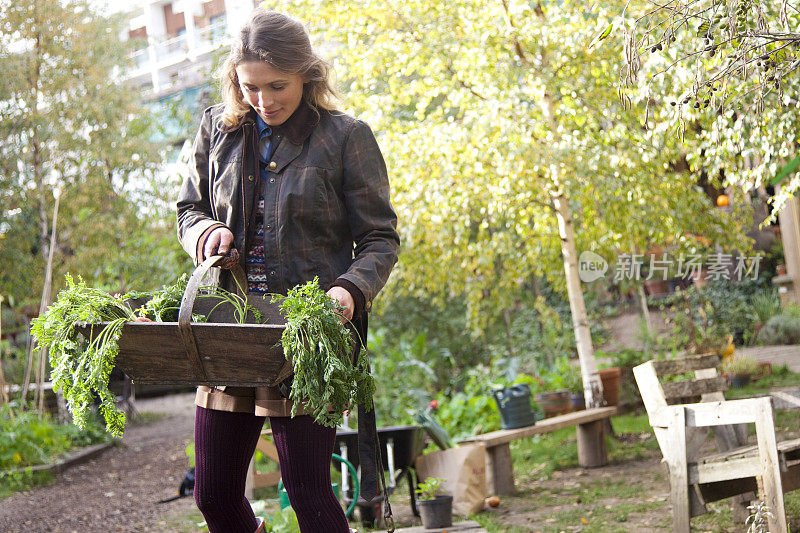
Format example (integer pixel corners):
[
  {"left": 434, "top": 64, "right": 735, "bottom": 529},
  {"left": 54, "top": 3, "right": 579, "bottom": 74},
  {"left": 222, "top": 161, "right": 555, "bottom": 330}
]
[{"left": 176, "top": 9, "right": 399, "bottom": 532}]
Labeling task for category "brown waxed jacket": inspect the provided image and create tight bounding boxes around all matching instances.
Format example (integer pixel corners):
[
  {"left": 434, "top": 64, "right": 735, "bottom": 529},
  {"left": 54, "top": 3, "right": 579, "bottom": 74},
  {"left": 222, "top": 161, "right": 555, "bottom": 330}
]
[
  {"left": 176, "top": 103, "right": 399, "bottom": 416},
  {"left": 177, "top": 103, "right": 399, "bottom": 305}
]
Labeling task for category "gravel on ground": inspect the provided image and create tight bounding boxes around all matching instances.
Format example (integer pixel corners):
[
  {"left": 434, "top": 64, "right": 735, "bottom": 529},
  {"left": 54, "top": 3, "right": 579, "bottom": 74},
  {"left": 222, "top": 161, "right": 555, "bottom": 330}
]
[{"left": 0, "top": 392, "right": 198, "bottom": 533}]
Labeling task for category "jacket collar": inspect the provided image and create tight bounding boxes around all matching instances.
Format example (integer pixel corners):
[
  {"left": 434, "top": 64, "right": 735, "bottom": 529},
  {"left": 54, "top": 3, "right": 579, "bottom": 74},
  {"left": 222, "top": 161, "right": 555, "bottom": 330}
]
[{"left": 220, "top": 100, "right": 320, "bottom": 145}]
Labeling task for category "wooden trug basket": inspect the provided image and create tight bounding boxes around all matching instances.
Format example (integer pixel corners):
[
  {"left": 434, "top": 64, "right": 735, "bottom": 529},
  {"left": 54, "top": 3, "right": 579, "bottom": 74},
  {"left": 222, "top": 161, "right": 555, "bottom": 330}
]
[{"left": 84, "top": 256, "right": 291, "bottom": 387}]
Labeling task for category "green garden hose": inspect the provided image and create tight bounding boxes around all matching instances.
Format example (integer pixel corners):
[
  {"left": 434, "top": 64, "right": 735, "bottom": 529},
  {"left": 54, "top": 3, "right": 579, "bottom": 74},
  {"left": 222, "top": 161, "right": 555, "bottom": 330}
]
[{"left": 277, "top": 453, "right": 359, "bottom": 518}]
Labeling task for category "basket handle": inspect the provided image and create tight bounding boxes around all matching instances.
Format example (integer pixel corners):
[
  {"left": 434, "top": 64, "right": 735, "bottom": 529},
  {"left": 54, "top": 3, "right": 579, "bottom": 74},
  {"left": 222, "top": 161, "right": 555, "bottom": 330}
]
[{"left": 177, "top": 255, "right": 247, "bottom": 381}]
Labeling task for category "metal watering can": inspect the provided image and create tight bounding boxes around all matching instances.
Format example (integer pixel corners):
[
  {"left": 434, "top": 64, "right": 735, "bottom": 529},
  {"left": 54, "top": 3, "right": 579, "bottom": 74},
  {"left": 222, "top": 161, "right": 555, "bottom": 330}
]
[{"left": 492, "top": 384, "right": 537, "bottom": 430}]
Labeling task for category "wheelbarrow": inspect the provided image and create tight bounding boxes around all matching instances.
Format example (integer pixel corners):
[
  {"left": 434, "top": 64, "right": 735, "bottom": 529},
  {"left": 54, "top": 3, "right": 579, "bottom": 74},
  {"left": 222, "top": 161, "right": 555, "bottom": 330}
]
[
  {"left": 79, "top": 255, "right": 292, "bottom": 387},
  {"left": 333, "top": 425, "right": 425, "bottom": 527}
]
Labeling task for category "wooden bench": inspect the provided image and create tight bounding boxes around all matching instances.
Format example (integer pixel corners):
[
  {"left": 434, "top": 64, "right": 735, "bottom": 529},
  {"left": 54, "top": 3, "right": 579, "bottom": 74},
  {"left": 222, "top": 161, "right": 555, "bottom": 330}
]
[
  {"left": 634, "top": 354, "right": 800, "bottom": 532},
  {"left": 245, "top": 429, "right": 282, "bottom": 498},
  {"left": 461, "top": 406, "right": 617, "bottom": 495}
]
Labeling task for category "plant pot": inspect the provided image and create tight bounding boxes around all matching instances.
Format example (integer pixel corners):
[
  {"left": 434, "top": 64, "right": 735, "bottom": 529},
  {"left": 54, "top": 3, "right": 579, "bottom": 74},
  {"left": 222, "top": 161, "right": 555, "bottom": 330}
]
[
  {"left": 644, "top": 279, "right": 670, "bottom": 297},
  {"left": 493, "top": 384, "right": 537, "bottom": 429},
  {"left": 777, "top": 264, "right": 787, "bottom": 276},
  {"left": 692, "top": 268, "right": 709, "bottom": 289},
  {"left": 534, "top": 390, "right": 572, "bottom": 418},
  {"left": 570, "top": 392, "right": 585, "bottom": 411},
  {"left": 598, "top": 367, "right": 621, "bottom": 406},
  {"left": 729, "top": 373, "right": 751, "bottom": 388},
  {"left": 757, "top": 361, "right": 772, "bottom": 379},
  {"left": 418, "top": 495, "right": 453, "bottom": 529}
]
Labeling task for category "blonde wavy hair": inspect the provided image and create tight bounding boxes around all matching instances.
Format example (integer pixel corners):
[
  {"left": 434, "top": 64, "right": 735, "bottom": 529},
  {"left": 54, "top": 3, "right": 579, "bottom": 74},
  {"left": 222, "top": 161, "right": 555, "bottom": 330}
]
[{"left": 219, "top": 9, "right": 338, "bottom": 127}]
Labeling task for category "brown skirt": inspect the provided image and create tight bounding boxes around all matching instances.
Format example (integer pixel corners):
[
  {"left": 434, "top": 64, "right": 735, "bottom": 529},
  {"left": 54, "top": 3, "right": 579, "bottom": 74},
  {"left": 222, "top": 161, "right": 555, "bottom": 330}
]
[{"left": 195, "top": 385, "right": 306, "bottom": 417}]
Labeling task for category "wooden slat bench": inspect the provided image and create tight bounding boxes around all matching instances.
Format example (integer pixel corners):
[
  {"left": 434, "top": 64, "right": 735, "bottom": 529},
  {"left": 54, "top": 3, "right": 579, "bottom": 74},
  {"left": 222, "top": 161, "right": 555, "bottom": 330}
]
[
  {"left": 634, "top": 354, "right": 800, "bottom": 533},
  {"left": 461, "top": 406, "right": 617, "bottom": 495},
  {"left": 245, "top": 429, "right": 282, "bottom": 499}
]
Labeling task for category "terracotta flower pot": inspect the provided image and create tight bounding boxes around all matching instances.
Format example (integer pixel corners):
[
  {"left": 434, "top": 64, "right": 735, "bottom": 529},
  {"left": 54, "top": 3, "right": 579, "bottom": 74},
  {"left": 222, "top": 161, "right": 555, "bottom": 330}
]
[
  {"left": 599, "top": 367, "right": 621, "bottom": 406},
  {"left": 644, "top": 279, "right": 670, "bottom": 297}
]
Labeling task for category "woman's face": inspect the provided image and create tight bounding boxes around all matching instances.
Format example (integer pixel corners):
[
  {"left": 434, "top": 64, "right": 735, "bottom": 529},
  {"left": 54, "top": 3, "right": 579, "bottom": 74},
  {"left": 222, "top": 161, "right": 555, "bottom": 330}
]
[{"left": 236, "top": 61, "right": 305, "bottom": 126}]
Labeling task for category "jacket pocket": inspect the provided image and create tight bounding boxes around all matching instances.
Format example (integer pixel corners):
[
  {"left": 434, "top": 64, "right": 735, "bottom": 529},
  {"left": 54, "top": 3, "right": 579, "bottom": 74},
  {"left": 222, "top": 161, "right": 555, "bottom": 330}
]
[{"left": 209, "top": 155, "right": 243, "bottom": 225}]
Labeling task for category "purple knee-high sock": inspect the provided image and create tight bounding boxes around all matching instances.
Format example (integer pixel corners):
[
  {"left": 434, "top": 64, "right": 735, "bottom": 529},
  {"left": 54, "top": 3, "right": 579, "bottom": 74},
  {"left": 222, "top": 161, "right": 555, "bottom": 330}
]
[
  {"left": 270, "top": 415, "right": 349, "bottom": 532},
  {"left": 194, "top": 406, "right": 265, "bottom": 533}
]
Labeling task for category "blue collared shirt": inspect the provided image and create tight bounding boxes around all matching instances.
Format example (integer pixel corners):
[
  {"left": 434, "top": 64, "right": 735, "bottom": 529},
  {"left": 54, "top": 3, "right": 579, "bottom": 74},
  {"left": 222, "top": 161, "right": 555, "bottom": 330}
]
[{"left": 255, "top": 113, "right": 275, "bottom": 175}]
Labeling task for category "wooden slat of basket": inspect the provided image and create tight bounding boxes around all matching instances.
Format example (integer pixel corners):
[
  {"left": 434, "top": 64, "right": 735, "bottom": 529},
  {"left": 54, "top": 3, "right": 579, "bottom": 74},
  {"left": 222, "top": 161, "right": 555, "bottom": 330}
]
[{"left": 81, "top": 321, "right": 288, "bottom": 386}]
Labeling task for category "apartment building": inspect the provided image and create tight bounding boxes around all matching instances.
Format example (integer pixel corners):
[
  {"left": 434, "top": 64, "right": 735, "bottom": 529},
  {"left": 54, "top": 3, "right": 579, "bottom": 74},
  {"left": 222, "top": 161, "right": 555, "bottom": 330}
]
[{"left": 125, "top": 0, "right": 257, "bottom": 100}]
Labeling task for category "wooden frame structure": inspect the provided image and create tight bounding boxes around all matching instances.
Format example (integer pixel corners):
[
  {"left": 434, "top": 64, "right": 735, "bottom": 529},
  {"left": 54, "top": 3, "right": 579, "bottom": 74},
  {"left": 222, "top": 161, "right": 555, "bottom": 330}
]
[
  {"left": 634, "top": 354, "right": 800, "bottom": 532},
  {"left": 461, "top": 406, "right": 617, "bottom": 495}
]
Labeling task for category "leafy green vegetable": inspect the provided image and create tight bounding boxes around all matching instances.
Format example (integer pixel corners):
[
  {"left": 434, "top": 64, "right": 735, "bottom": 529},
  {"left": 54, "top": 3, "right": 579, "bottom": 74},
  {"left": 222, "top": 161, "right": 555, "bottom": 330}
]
[
  {"left": 266, "top": 506, "right": 300, "bottom": 532},
  {"left": 133, "top": 274, "right": 191, "bottom": 322},
  {"left": 30, "top": 275, "right": 136, "bottom": 437},
  {"left": 31, "top": 274, "right": 212, "bottom": 437},
  {"left": 206, "top": 283, "right": 264, "bottom": 324},
  {"left": 271, "top": 278, "right": 375, "bottom": 427}
]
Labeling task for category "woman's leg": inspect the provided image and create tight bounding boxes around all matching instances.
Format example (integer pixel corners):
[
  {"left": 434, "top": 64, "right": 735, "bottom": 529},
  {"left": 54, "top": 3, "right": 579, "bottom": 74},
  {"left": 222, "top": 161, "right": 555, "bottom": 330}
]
[
  {"left": 270, "top": 415, "right": 349, "bottom": 532},
  {"left": 194, "top": 406, "right": 266, "bottom": 533}
]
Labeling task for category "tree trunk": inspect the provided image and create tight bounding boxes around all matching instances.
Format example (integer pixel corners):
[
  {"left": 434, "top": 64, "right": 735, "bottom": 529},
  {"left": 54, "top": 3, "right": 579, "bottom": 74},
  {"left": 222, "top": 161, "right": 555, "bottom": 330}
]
[
  {"left": 35, "top": 192, "right": 60, "bottom": 415},
  {"left": 551, "top": 182, "right": 604, "bottom": 406},
  {"left": 638, "top": 284, "right": 652, "bottom": 331},
  {"left": 0, "top": 295, "right": 7, "bottom": 405},
  {"left": 527, "top": 1, "right": 603, "bottom": 407},
  {"left": 503, "top": 308, "right": 516, "bottom": 360},
  {"left": 22, "top": 25, "right": 44, "bottom": 405}
]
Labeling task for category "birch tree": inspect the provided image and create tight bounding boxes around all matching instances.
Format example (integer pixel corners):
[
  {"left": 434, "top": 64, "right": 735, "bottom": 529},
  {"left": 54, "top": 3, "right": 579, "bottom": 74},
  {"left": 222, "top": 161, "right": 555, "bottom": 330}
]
[{"left": 278, "top": 0, "right": 750, "bottom": 404}]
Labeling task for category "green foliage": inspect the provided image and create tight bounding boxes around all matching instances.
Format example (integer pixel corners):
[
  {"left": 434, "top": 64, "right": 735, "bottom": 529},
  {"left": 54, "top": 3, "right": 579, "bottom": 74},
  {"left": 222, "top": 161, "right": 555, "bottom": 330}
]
[
  {"left": 538, "top": 355, "right": 578, "bottom": 392},
  {"left": 264, "top": 506, "right": 300, "bottom": 533},
  {"left": 132, "top": 274, "right": 192, "bottom": 322},
  {"left": 0, "top": 402, "right": 108, "bottom": 478},
  {"left": 282, "top": 0, "right": 750, "bottom": 340},
  {"left": 598, "top": 348, "right": 648, "bottom": 370},
  {"left": 751, "top": 290, "right": 781, "bottom": 325},
  {"left": 721, "top": 354, "right": 759, "bottom": 376},
  {"left": 368, "top": 329, "right": 439, "bottom": 427},
  {"left": 757, "top": 314, "right": 800, "bottom": 346},
  {"left": 784, "top": 304, "right": 800, "bottom": 320},
  {"left": 560, "top": 361, "right": 584, "bottom": 394},
  {"left": 185, "top": 442, "right": 195, "bottom": 469},
  {"left": 434, "top": 371, "right": 502, "bottom": 441},
  {"left": 415, "top": 477, "right": 446, "bottom": 500},
  {"left": 0, "top": 0, "right": 186, "bottom": 309},
  {"left": 725, "top": 365, "right": 800, "bottom": 399},
  {"left": 272, "top": 278, "right": 375, "bottom": 428},
  {"left": 656, "top": 280, "right": 765, "bottom": 352},
  {"left": 30, "top": 275, "right": 137, "bottom": 437}
]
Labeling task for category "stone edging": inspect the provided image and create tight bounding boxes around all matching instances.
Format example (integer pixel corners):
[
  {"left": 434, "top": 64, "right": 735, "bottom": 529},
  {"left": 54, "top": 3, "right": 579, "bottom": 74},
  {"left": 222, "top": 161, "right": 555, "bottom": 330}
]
[{"left": 1, "top": 441, "right": 115, "bottom": 477}]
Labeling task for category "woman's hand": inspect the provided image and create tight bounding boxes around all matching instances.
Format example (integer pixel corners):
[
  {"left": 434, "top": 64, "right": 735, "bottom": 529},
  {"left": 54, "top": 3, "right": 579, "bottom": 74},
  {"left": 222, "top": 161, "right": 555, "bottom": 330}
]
[
  {"left": 203, "top": 227, "right": 239, "bottom": 269},
  {"left": 327, "top": 286, "right": 354, "bottom": 323}
]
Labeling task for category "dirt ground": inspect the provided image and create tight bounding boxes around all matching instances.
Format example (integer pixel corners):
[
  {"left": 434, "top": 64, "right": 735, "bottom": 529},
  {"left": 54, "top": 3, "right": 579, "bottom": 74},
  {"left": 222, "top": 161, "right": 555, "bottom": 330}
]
[
  {"left": 2, "top": 373, "right": 796, "bottom": 532},
  {"left": 0, "top": 393, "right": 198, "bottom": 533}
]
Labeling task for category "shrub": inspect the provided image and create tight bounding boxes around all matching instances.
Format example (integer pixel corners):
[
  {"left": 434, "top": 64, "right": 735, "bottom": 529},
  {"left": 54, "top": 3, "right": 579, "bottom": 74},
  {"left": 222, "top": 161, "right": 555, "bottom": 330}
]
[
  {"left": 721, "top": 355, "right": 760, "bottom": 376},
  {"left": 434, "top": 371, "right": 502, "bottom": 441},
  {"left": 756, "top": 314, "right": 800, "bottom": 345},
  {"left": 0, "top": 403, "right": 109, "bottom": 472},
  {"left": 751, "top": 291, "right": 781, "bottom": 325}
]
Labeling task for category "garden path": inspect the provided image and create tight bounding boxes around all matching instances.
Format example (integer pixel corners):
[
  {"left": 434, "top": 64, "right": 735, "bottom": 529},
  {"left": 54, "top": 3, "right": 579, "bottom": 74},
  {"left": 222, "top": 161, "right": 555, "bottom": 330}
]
[
  {"left": 739, "top": 344, "right": 800, "bottom": 373},
  {"left": 0, "top": 392, "right": 197, "bottom": 532}
]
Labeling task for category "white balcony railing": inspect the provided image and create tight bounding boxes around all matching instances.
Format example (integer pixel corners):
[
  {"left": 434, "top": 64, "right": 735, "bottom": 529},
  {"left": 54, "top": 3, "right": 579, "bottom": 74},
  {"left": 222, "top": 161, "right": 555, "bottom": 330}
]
[
  {"left": 129, "top": 48, "right": 148, "bottom": 68},
  {"left": 195, "top": 20, "right": 229, "bottom": 47},
  {"left": 155, "top": 34, "right": 187, "bottom": 61}
]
